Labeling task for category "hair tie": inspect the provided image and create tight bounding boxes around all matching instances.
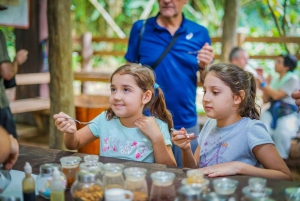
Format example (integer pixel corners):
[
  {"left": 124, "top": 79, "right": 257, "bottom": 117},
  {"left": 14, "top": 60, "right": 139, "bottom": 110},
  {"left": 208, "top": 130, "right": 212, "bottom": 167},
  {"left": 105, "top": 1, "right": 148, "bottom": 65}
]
[{"left": 154, "top": 83, "right": 159, "bottom": 89}]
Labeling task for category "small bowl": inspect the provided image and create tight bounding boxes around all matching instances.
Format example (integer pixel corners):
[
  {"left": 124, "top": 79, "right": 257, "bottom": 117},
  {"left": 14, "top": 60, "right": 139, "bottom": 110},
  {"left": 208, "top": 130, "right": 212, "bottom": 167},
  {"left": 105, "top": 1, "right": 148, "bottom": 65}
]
[
  {"left": 212, "top": 178, "right": 238, "bottom": 195},
  {"left": 285, "top": 187, "right": 300, "bottom": 201}
]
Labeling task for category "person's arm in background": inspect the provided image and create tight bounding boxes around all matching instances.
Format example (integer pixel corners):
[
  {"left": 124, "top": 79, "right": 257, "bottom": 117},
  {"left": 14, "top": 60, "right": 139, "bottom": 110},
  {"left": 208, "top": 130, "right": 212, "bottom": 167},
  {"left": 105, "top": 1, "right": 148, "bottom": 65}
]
[
  {"left": 0, "top": 49, "right": 28, "bottom": 80},
  {"left": 292, "top": 90, "right": 300, "bottom": 110},
  {"left": 0, "top": 126, "right": 19, "bottom": 169},
  {"left": 0, "top": 30, "right": 28, "bottom": 80}
]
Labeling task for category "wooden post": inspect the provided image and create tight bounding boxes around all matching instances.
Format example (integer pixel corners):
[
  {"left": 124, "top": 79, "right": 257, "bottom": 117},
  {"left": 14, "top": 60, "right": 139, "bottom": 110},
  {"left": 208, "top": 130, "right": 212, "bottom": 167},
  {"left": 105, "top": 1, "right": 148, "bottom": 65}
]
[
  {"left": 220, "top": 0, "right": 239, "bottom": 62},
  {"left": 80, "top": 32, "right": 93, "bottom": 93},
  {"left": 237, "top": 33, "right": 246, "bottom": 47},
  {"left": 48, "top": 0, "right": 74, "bottom": 150}
]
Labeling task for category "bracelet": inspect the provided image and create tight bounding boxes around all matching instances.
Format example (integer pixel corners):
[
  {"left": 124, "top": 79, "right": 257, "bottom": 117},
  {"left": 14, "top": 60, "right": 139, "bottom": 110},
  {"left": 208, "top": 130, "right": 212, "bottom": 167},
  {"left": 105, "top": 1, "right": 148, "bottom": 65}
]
[{"left": 261, "top": 82, "right": 267, "bottom": 88}]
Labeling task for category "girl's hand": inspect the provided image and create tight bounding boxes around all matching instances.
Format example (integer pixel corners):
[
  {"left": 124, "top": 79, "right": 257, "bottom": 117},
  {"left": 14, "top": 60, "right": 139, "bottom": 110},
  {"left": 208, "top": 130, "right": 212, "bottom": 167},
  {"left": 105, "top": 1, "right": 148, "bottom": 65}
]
[
  {"left": 171, "top": 128, "right": 195, "bottom": 151},
  {"left": 135, "top": 117, "right": 162, "bottom": 141},
  {"left": 200, "top": 161, "right": 242, "bottom": 177},
  {"left": 53, "top": 112, "right": 77, "bottom": 134}
]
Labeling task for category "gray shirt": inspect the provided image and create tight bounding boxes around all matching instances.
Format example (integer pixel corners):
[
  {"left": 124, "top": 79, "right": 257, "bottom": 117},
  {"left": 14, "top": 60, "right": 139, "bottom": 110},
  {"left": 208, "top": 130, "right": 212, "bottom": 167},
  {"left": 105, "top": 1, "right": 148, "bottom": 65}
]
[{"left": 198, "top": 117, "right": 274, "bottom": 168}]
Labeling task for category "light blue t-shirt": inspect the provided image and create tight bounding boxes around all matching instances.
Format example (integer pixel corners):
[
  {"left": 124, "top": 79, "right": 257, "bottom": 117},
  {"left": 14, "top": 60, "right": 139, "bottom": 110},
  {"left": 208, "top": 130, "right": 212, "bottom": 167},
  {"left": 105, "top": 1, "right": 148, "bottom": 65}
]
[
  {"left": 198, "top": 117, "right": 274, "bottom": 168},
  {"left": 89, "top": 111, "right": 172, "bottom": 163}
]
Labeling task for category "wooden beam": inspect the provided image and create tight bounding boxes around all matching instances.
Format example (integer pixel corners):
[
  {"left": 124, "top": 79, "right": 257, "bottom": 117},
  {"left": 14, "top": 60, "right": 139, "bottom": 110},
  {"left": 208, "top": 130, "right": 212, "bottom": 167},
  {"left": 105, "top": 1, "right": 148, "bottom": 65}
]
[
  {"left": 140, "top": 0, "right": 156, "bottom": 19},
  {"left": 89, "top": 0, "right": 126, "bottom": 38},
  {"left": 15, "top": 73, "right": 50, "bottom": 85},
  {"left": 244, "top": 37, "right": 300, "bottom": 43}
]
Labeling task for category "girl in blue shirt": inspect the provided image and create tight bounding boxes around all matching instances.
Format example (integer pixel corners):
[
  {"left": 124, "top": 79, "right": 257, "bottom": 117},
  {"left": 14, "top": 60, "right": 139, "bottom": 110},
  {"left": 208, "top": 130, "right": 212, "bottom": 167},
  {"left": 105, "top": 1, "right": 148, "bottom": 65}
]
[
  {"left": 54, "top": 64, "right": 176, "bottom": 166},
  {"left": 172, "top": 63, "right": 292, "bottom": 180}
]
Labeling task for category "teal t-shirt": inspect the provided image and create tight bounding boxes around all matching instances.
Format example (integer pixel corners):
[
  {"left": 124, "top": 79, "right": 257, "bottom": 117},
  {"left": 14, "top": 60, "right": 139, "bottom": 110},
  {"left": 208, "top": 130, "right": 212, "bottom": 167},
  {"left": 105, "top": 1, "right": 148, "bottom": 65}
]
[{"left": 89, "top": 111, "right": 172, "bottom": 163}]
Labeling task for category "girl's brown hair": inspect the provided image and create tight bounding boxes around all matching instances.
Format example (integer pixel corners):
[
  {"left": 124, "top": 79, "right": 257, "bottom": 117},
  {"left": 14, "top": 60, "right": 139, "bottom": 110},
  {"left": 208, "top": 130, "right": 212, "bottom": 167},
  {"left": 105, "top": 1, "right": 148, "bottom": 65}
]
[
  {"left": 206, "top": 63, "right": 260, "bottom": 120},
  {"left": 106, "top": 63, "right": 174, "bottom": 130}
]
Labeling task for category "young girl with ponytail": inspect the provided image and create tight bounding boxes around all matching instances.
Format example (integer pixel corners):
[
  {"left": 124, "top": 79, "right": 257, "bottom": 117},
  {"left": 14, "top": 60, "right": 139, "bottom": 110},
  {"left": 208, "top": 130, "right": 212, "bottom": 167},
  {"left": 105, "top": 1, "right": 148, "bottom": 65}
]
[
  {"left": 172, "top": 63, "right": 292, "bottom": 180},
  {"left": 54, "top": 63, "right": 176, "bottom": 166}
]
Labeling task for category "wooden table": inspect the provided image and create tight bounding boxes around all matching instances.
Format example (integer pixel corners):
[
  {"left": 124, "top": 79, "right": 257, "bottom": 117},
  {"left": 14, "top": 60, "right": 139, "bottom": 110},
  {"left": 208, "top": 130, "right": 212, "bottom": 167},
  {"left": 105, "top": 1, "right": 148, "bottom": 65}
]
[{"left": 9, "top": 145, "right": 300, "bottom": 200}]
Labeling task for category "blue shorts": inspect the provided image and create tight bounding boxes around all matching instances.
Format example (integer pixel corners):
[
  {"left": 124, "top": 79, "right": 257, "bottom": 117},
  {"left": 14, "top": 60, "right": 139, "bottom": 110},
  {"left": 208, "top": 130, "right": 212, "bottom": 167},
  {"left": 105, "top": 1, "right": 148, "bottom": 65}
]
[{"left": 0, "top": 106, "right": 17, "bottom": 139}]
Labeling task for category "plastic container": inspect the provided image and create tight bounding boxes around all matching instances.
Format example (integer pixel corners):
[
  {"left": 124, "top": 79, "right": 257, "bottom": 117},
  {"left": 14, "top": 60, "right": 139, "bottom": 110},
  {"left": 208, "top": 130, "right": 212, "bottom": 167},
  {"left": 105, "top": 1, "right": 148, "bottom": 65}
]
[
  {"left": 212, "top": 178, "right": 238, "bottom": 195},
  {"left": 50, "top": 167, "right": 65, "bottom": 201},
  {"left": 0, "top": 164, "right": 11, "bottom": 194},
  {"left": 124, "top": 167, "right": 148, "bottom": 201},
  {"left": 71, "top": 170, "right": 104, "bottom": 201},
  {"left": 60, "top": 156, "right": 81, "bottom": 188},
  {"left": 35, "top": 163, "right": 66, "bottom": 199},
  {"left": 149, "top": 171, "right": 176, "bottom": 201},
  {"left": 102, "top": 163, "right": 125, "bottom": 190},
  {"left": 22, "top": 162, "right": 36, "bottom": 201}
]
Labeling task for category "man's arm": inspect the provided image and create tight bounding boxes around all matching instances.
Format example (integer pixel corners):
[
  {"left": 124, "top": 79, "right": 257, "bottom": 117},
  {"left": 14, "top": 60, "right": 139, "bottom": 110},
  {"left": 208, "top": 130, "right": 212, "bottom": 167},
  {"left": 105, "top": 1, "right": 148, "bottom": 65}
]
[
  {"left": 197, "top": 43, "right": 214, "bottom": 84},
  {"left": 0, "top": 49, "right": 28, "bottom": 80}
]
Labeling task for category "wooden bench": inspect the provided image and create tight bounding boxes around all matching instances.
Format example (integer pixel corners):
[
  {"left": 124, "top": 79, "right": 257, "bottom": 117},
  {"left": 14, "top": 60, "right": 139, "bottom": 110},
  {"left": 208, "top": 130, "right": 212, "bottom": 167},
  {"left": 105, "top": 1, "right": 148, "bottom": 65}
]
[{"left": 9, "top": 72, "right": 50, "bottom": 133}]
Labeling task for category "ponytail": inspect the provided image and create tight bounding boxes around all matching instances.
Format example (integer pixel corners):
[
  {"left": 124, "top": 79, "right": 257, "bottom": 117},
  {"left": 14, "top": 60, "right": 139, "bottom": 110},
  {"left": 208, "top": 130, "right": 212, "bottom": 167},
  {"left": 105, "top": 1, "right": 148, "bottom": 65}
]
[
  {"left": 149, "top": 88, "right": 173, "bottom": 132},
  {"left": 238, "top": 72, "right": 260, "bottom": 120}
]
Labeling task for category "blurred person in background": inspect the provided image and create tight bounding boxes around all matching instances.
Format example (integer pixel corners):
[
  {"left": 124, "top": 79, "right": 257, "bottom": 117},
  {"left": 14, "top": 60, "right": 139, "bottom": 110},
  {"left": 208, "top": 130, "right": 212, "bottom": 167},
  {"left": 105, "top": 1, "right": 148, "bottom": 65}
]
[
  {"left": 259, "top": 54, "right": 299, "bottom": 159},
  {"left": 0, "top": 5, "right": 28, "bottom": 139}
]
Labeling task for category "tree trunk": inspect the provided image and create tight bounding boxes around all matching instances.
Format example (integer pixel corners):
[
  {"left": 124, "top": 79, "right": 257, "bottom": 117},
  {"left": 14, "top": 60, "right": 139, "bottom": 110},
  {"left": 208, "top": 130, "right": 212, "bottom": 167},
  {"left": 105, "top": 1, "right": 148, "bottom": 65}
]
[
  {"left": 47, "top": 0, "right": 74, "bottom": 150},
  {"left": 14, "top": 0, "right": 42, "bottom": 126},
  {"left": 220, "top": 0, "right": 239, "bottom": 62}
]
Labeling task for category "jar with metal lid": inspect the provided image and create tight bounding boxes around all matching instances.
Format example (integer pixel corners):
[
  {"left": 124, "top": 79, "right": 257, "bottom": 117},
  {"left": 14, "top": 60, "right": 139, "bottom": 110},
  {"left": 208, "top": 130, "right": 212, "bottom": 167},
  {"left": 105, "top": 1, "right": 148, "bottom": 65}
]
[
  {"left": 60, "top": 156, "right": 81, "bottom": 188},
  {"left": 79, "top": 155, "right": 103, "bottom": 181},
  {"left": 35, "top": 163, "right": 66, "bottom": 199},
  {"left": 175, "top": 185, "right": 202, "bottom": 201},
  {"left": 0, "top": 196, "right": 21, "bottom": 201},
  {"left": 0, "top": 164, "right": 11, "bottom": 194},
  {"left": 149, "top": 171, "right": 176, "bottom": 201},
  {"left": 71, "top": 170, "right": 104, "bottom": 201},
  {"left": 102, "top": 163, "right": 125, "bottom": 190},
  {"left": 124, "top": 167, "right": 148, "bottom": 201}
]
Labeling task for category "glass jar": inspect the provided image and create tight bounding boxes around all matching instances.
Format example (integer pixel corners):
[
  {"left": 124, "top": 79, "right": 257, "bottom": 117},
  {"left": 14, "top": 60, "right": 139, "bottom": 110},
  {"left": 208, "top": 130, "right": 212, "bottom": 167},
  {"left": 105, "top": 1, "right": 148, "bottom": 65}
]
[
  {"left": 175, "top": 185, "right": 202, "bottom": 201},
  {"left": 149, "top": 171, "right": 176, "bottom": 201},
  {"left": 124, "top": 167, "right": 148, "bottom": 201},
  {"left": 79, "top": 155, "right": 103, "bottom": 181},
  {"left": 71, "top": 170, "right": 104, "bottom": 201},
  {"left": 60, "top": 156, "right": 81, "bottom": 188},
  {"left": 0, "top": 164, "right": 11, "bottom": 194},
  {"left": 35, "top": 163, "right": 66, "bottom": 199},
  {"left": 182, "top": 169, "right": 209, "bottom": 191},
  {"left": 102, "top": 163, "right": 125, "bottom": 190}
]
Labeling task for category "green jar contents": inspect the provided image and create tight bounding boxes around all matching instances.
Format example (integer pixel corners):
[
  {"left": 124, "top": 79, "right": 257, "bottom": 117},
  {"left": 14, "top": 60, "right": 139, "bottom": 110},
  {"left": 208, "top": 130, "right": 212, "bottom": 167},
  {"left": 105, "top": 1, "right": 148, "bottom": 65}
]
[{"left": 50, "top": 167, "right": 65, "bottom": 201}]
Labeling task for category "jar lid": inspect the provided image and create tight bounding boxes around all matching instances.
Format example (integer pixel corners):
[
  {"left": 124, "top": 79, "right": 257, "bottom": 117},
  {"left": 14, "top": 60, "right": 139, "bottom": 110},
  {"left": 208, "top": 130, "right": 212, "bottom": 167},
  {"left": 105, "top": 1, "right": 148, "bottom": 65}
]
[
  {"left": 60, "top": 156, "right": 81, "bottom": 165},
  {"left": 177, "top": 185, "right": 202, "bottom": 199},
  {"left": 80, "top": 162, "right": 103, "bottom": 172},
  {"left": 40, "top": 163, "right": 61, "bottom": 175},
  {"left": 84, "top": 155, "right": 99, "bottom": 163},
  {"left": 0, "top": 196, "right": 21, "bottom": 201},
  {"left": 124, "top": 167, "right": 147, "bottom": 179},
  {"left": 76, "top": 170, "right": 96, "bottom": 182},
  {"left": 150, "top": 171, "right": 175, "bottom": 183},
  {"left": 102, "top": 163, "right": 124, "bottom": 173}
]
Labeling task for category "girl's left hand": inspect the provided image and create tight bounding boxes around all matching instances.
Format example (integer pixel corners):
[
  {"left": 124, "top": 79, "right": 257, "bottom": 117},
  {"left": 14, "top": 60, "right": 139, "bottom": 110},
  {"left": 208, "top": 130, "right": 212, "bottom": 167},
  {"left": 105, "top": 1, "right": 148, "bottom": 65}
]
[
  {"left": 135, "top": 117, "right": 161, "bottom": 141},
  {"left": 200, "top": 162, "right": 242, "bottom": 177}
]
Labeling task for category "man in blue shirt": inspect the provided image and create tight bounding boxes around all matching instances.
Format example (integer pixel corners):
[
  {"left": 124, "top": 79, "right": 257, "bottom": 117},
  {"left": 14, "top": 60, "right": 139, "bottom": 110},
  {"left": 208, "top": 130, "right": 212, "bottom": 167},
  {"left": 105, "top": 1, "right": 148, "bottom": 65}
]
[{"left": 125, "top": 0, "right": 214, "bottom": 167}]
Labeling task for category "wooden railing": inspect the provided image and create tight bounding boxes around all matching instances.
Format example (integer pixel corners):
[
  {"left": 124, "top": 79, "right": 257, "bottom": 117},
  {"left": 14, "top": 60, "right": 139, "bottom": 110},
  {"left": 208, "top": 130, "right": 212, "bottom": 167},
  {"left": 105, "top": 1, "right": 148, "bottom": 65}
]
[
  {"left": 73, "top": 33, "right": 300, "bottom": 93},
  {"left": 74, "top": 33, "right": 300, "bottom": 69}
]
